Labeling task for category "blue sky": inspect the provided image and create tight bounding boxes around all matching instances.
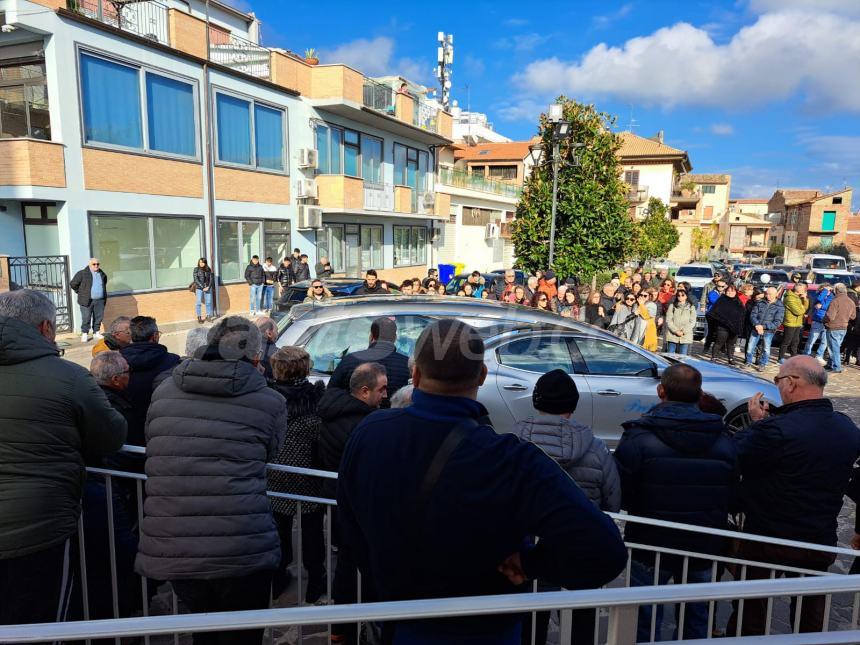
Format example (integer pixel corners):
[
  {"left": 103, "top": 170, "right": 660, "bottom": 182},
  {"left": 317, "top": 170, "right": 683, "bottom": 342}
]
[{"left": 234, "top": 0, "right": 859, "bottom": 205}]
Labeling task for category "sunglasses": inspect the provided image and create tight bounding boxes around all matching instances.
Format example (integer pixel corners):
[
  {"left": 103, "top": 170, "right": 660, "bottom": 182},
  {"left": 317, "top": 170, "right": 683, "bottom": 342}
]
[
  {"left": 91, "top": 262, "right": 100, "bottom": 266},
  {"left": 625, "top": 297, "right": 635, "bottom": 302},
  {"left": 313, "top": 285, "right": 323, "bottom": 289}
]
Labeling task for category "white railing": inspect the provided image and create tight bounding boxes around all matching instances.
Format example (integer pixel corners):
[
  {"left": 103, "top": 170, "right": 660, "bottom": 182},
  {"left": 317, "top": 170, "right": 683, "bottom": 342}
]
[
  {"left": 74, "top": 0, "right": 169, "bottom": 45},
  {"left": 363, "top": 182, "right": 394, "bottom": 211}
]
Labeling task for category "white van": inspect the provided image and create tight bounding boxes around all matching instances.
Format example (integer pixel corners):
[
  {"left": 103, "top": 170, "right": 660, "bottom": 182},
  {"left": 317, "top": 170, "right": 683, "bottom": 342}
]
[{"left": 802, "top": 254, "right": 847, "bottom": 271}]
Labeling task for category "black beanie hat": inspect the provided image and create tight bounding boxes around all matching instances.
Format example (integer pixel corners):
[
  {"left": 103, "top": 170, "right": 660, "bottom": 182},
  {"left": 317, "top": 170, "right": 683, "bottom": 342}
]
[{"left": 532, "top": 369, "right": 579, "bottom": 415}]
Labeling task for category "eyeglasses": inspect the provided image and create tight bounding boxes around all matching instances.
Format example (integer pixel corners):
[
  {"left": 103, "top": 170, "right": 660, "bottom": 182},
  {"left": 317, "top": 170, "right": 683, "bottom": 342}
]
[
  {"left": 312, "top": 285, "right": 323, "bottom": 289},
  {"left": 90, "top": 262, "right": 100, "bottom": 266},
  {"left": 774, "top": 374, "right": 799, "bottom": 384},
  {"left": 625, "top": 297, "right": 635, "bottom": 302}
]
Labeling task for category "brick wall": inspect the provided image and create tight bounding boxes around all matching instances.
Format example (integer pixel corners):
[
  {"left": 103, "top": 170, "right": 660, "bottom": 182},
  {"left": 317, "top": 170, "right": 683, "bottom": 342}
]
[
  {"left": 437, "top": 111, "right": 453, "bottom": 139},
  {"left": 168, "top": 9, "right": 207, "bottom": 60},
  {"left": 310, "top": 66, "right": 363, "bottom": 103},
  {"left": 214, "top": 166, "right": 291, "bottom": 204},
  {"left": 395, "top": 93, "right": 414, "bottom": 122},
  {"left": 83, "top": 148, "right": 203, "bottom": 197},
  {"left": 394, "top": 186, "right": 412, "bottom": 213},
  {"left": 270, "top": 51, "right": 311, "bottom": 95},
  {"left": 433, "top": 192, "right": 451, "bottom": 218},
  {"left": 376, "top": 266, "right": 429, "bottom": 285},
  {"left": 316, "top": 175, "right": 363, "bottom": 209},
  {"left": 0, "top": 140, "right": 66, "bottom": 187}
]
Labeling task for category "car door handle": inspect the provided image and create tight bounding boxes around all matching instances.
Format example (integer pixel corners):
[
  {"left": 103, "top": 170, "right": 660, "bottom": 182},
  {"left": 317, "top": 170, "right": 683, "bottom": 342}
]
[
  {"left": 597, "top": 389, "right": 622, "bottom": 397},
  {"left": 503, "top": 383, "right": 529, "bottom": 392}
]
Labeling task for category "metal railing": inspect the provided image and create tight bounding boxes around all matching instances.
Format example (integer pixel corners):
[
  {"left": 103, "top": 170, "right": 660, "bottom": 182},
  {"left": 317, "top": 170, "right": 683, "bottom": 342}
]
[
  {"left": 439, "top": 166, "right": 521, "bottom": 197},
  {"left": 73, "top": 0, "right": 169, "bottom": 45},
  {"left": 208, "top": 28, "right": 270, "bottom": 79},
  {"left": 413, "top": 97, "right": 439, "bottom": 132},
  {"left": 362, "top": 77, "right": 394, "bottom": 112},
  {"left": 628, "top": 185, "right": 650, "bottom": 202},
  {"left": 17, "top": 444, "right": 860, "bottom": 644},
  {"left": 363, "top": 182, "right": 395, "bottom": 211}
]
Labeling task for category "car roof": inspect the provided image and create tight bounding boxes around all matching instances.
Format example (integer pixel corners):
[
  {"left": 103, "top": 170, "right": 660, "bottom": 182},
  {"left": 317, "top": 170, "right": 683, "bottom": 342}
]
[{"left": 678, "top": 263, "right": 713, "bottom": 268}]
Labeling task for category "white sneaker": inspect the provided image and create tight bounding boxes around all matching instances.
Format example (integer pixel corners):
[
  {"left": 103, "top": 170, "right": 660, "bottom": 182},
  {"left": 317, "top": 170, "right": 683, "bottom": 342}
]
[
  {"left": 816, "top": 356, "right": 827, "bottom": 366},
  {"left": 81, "top": 333, "right": 89, "bottom": 343},
  {"left": 93, "top": 332, "right": 104, "bottom": 340}
]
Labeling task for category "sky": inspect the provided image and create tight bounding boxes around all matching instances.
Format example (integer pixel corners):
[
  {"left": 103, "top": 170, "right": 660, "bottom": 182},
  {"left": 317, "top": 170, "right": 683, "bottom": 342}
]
[{"left": 229, "top": 0, "right": 860, "bottom": 205}]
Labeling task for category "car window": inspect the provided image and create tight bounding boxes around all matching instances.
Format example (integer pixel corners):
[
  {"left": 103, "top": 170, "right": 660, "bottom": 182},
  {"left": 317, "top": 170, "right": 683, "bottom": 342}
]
[
  {"left": 304, "top": 315, "right": 433, "bottom": 374},
  {"left": 287, "top": 287, "right": 308, "bottom": 302},
  {"left": 496, "top": 336, "right": 573, "bottom": 373},
  {"left": 812, "top": 272, "right": 852, "bottom": 286},
  {"left": 571, "top": 337, "right": 656, "bottom": 376},
  {"left": 676, "top": 266, "right": 713, "bottom": 278}
]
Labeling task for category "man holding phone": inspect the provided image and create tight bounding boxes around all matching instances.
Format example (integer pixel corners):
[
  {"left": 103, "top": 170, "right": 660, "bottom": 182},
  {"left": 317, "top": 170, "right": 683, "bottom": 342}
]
[{"left": 728, "top": 355, "right": 860, "bottom": 635}]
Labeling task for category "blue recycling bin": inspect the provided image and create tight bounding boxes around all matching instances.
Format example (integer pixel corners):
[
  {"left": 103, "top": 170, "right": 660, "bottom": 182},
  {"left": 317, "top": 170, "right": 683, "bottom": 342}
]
[{"left": 438, "top": 263, "right": 456, "bottom": 285}]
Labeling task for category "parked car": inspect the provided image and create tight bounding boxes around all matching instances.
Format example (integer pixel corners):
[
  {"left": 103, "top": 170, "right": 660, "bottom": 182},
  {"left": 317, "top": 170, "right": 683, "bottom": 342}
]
[
  {"left": 771, "top": 264, "right": 798, "bottom": 273},
  {"left": 445, "top": 272, "right": 506, "bottom": 295},
  {"left": 487, "top": 269, "right": 526, "bottom": 286},
  {"left": 802, "top": 253, "right": 848, "bottom": 271},
  {"left": 805, "top": 270, "right": 855, "bottom": 287},
  {"left": 732, "top": 263, "right": 754, "bottom": 273},
  {"left": 275, "top": 296, "right": 781, "bottom": 442},
  {"left": 274, "top": 278, "right": 400, "bottom": 317},
  {"left": 675, "top": 263, "right": 715, "bottom": 289},
  {"left": 739, "top": 268, "right": 791, "bottom": 287}
]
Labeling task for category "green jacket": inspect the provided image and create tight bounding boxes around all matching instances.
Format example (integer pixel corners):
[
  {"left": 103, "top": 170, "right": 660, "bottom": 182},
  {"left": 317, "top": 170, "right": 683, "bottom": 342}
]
[
  {"left": 0, "top": 316, "right": 127, "bottom": 559},
  {"left": 782, "top": 290, "right": 809, "bottom": 328}
]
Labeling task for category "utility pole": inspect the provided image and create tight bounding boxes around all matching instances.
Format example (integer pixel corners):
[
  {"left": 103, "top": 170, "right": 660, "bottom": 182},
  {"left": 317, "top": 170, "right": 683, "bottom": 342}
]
[
  {"left": 549, "top": 138, "right": 561, "bottom": 267},
  {"left": 436, "top": 32, "right": 454, "bottom": 111}
]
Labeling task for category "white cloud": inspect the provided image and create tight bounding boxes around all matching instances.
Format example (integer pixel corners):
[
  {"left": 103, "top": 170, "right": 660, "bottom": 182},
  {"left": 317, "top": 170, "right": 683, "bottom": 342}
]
[
  {"left": 710, "top": 123, "right": 734, "bottom": 136},
  {"left": 593, "top": 3, "right": 634, "bottom": 29},
  {"left": 749, "top": 0, "right": 860, "bottom": 16},
  {"left": 322, "top": 37, "right": 429, "bottom": 84},
  {"left": 463, "top": 55, "right": 486, "bottom": 78},
  {"left": 494, "top": 32, "right": 552, "bottom": 52},
  {"left": 504, "top": 18, "right": 529, "bottom": 27},
  {"left": 496, "top": 98, "right": 545, "bottom": 123},
  {"left": 513, "top": 10, "right": 860, "bottom": 113}
]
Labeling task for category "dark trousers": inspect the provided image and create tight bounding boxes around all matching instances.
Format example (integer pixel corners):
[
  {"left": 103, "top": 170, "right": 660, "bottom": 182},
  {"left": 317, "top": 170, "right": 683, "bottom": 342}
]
[
  {"left": 0, "top": 538, "right": 74, "bottom": 628},
  {"left": 171, "top": 570, "right": 273, "bottom": 645},
  {"left": 778, "top": 326, "right": 803, "bottom": 361},
  {"left": 521, "top": 607, "right": 595, "bottom": 645},
  {"left": 703, "top": 320, "right": 718, "bottom": 350},
  {"left": 726, "top": 541, "right": 835, "bottom": 635},
  {"left": 713, "top": 327, "right": 738, "bottom": 363},
  {"left": 843, "top": 334, "right": 860, "bottom": 365},
  {"left": 273, "top": 511, "right": 326, "bottom": 596},
  {"left": 80, "top": 298, "right": 106, "bottom": 334}
]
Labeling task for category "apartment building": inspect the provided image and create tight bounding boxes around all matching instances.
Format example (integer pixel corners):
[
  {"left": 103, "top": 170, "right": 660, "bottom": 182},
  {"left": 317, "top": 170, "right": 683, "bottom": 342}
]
[
  {"left": 729, "top": 198, "right": 769, "bottom": 218},
  {"left": 718, "top": 212, "right": 772, "bottom": 259},
  {"left": 0, "top": 0, "right": 452, "bottom": 330},
  {"left": 767, "top": 188, "right": 853, "bottom": 262}
]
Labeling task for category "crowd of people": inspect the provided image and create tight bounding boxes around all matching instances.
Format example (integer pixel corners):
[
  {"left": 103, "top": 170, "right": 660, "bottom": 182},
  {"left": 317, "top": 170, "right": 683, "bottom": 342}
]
[{"left": 3, "top": 284, "right": 860, "bottom": 644}]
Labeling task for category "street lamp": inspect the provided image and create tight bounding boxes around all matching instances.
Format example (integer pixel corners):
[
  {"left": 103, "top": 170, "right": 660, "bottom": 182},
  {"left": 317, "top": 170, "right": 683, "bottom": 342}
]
[{"left": 527, "top": 103, "right": 580, "bottom": 268}]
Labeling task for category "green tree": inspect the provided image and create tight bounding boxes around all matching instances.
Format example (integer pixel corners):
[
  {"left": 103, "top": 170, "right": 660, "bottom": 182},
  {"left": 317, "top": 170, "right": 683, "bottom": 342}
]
[
  {"left": 512, "top": 98, "right": 634, "bottom": 279},
  {"left": 807, "top": 242, "right": 851, "bottom": 260},
  {"left": 632, "top": 197, "right": 680, "bottom": 263},
  {"left": 767, "top": 243, "right": 785, "bottom": 259}
]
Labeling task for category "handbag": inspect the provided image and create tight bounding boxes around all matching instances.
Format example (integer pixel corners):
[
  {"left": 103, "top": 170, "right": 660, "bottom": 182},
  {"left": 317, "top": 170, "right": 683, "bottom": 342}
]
[{"left": 188, "top": 282, "right": 197, "bottom": 293}]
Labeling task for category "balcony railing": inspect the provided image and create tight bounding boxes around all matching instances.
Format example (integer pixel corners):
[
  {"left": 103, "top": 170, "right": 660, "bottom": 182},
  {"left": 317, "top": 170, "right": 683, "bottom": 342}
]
[
  {"left": 413, "top": 98, "right": 439, "bottom": 132},
  {"left": 208, "top": 28, "right": 270, "bottom": 79},
  {"left": 672, "top": 185, "right": 702, "bottom": 200},
  {"left": 363, "top": 182, "right": 395, "bottom": 211},
  {"left": 73, "top": 0, "right": 169, "bottom": 45},
  {"left": 439, "top": 166, "right": 521, "bottom": 198},
  {"left": 362, "top": 77, "right": 394, "bottom": 112}
]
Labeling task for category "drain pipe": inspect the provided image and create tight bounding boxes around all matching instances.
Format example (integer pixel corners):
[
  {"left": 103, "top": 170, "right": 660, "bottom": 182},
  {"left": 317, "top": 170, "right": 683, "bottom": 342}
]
[{"left": 203, "top": 0, "right": 218, "bottom": 315}]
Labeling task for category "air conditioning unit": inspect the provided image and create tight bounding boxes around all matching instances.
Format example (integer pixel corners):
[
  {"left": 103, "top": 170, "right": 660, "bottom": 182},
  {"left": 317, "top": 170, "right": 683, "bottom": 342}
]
[
  {"left": 296, "top": 178, "right": 317, "bottom": 199},
  {"left": 298, "top": 148, "right": 318, "bottom": 169},
  {"left": 423, "top": 192, "right": 436, "bottom": 207},
  {"left": 431, "top": 227, "right": 441, "bottom": 242},
  {"left": 297, "top": 205, "right": 323, "bottom": 230},
  {"left": 485, "top": 222, "right": 500, "bottom": 239}
]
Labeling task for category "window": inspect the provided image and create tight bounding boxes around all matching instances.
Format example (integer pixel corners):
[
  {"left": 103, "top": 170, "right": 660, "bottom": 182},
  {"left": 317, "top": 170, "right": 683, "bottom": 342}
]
[
  {"left": 90, "top": 215, "right": 202, "bottom": 292},
  {"left": 80, "top": 52, "right": 197, "bottom": 157},
  {"left": 217, "top": 219, "right": 286, "bottom": 282},
  {"left": 571, "top": 338, "right": 655, "bottom": 376},
  {"left": 361, "top": 135, "right": 383, "bottom": 184},
  {"left": 394, "top": 143, "right": 428, "bottom": 188},
  {"left": 316, "top": 124, "right": 375, "bottom": 178},
  {"left": 497, "top": 336, "right": 573, "bottom": 373},
  {"left": 833, "top": 196, "right": 843, "bottom": 205},
  {"left": 624, "top": 170, "right": 639, "bottom": 186},
  {"left": 215, "top": 91, "right": 286, "bottom": 171},
  {"left": 360, "top": 225, "right": 383, "bottom": 269},
  {"left": 488, "top": 165, "right": 517, "bottom": 180},
  {"left": 344, "top": 129, "right": 360, "bottom": 177},
  {"left": 819, "top": 236, "right": 834, "bottom": 250},
  {"left": 470, "top": 166, "right": 486, "bottom": 176},
  {"left": 0, "top": 56, "right": 50, "bottom": 140},
  {"left": 317, "top": 224, "right": 344, "bottom": 273},
  {"left": 702, "top": 185, "right": 716, "bottom": 194},
  {"left": 394, "top": 225, "right": 428, "bottom": 266},
  {"left": 821, "top": 211, "right": 836, "bottom": 232}
]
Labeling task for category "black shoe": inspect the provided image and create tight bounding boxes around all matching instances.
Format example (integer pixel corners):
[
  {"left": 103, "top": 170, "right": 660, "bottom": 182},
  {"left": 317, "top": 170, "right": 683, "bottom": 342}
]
[
  {"left": 305, "top": 574, "right": 326, "bottom": 604},
  {"left": 197, "top": 316, "right": 204, "bottom": 324}
]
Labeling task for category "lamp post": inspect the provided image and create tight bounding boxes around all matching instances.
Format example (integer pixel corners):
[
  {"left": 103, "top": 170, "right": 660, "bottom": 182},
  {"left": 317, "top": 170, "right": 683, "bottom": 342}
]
[{"left": 528, "top": 104, "right": 579, "bottom": 269}]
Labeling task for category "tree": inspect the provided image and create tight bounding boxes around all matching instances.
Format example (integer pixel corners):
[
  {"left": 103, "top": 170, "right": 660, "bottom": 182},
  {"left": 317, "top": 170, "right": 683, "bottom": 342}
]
[
  {"left": 807, "top": 242, "right": 851, "bottom": 260},
  {"left": 691, "top": 225, "right": 718, "bottom": 261},
  {"left": 512, "top": 98, "right": 635, "bottom": 280},
  {"left": 632, "top": 198, "right": 680, "bottom": 263},
  {"left": 767, "top": 243, "right": 785, "bottom": 259}
]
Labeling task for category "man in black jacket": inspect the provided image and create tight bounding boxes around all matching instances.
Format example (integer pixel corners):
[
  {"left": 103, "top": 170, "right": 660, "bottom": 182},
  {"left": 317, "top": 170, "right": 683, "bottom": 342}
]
[
  {"left": 355, "top": 269, "right": 386, "bottom": 295},
  {"left": 614, "top": 363, "right": 737, "bottom": 642},
  {"left": 0, "top": 289, "right": 126, "bottom": 628},
  {"left": 70, "top": 257, "right": 109, "bottom": 343},
  {"left": 293, "top": 254, "right": 312, "bottom": 282},
  {"left": 328, "top": 317, "right": 410, "bottom": 398},
  {"left": 728, "top": 355, "right": 860, "bottom": 635},
  {"left": 120, "top": 316, "right": 181, "bottom": 447},
  {"left": 254, "top": 316, "right": 278, "bottom": 381},
  {"left": 276, "top": 257, "right": 293, "bottom": 293},
  {"left": 245, "top": 255, "right": 264, "bottom": 316}
]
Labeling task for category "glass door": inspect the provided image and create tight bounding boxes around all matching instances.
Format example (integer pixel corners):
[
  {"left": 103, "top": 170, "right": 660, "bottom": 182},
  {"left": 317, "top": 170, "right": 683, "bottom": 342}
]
[{"left": 345, "top": 224, "right": 360, "bottom": 275}]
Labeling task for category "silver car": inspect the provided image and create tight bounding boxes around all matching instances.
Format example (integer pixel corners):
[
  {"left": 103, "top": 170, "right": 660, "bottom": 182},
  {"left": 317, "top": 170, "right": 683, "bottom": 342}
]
[{"left": 275, "top": 296, "right": 781, "bottom": 444}]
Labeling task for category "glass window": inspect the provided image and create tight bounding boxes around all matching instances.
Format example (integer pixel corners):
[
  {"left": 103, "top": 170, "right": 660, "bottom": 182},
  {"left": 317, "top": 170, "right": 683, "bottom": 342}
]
[
  {"left": 254, "top": 104, "right": 284, "bottom": 170},
  {"left": 264, "top": 219, "right": 291, "bottom": 263},
  {"left": 216, "top": 93, "right": 251, "bottom": 165},
  {"left": 702, "top": 185, "right": 716, "bottom": 194},
  {"left": 406, "top": 148, "right": 418, "bottom": 189},
  {"left": 91, "top": 216, "right": 152, "bottom": 291},
  {"left": 415, "top": 226, "right": 427, "bottom": 264},
  {"left": 330, "top": 127, "right": 343, "bottom": 175},
  {"left": 418, "top": 150, "right": 429, "bottom": 192},
  {"left": 394, "top": 226, "right": 409, "bottom": 267},
  {"left": 241, "top": 221, "right": 261, "bottom": 263},
  {"left": 572, "top": 338, "right": 655, "bottom": 376},
  {"left": 145, "top": 72, "right": 195, "bottom": 157},
  {"left": 26, "top": 84, "right": 50, "bottom": 140},
  {"left": 344, "top": 129, "right": 359, "bottom": 177},
  {"left": 393, "top": 225, "right": 426, "bottom": 266},
  {"left": 0, "top": 86, "right": 27, "bottom": 138},
  {"left": 315, "top": 124, "right": 330, "bottom": 173},
  {"left": 80, "top": 53, "right": 142, "bottom": 148},
  {"left": 217, "top": 220, "right": 268, "bottom": 282},
  {"left": 217, "top": 220, "right": 240, "bottom": 282},
  {"left": 497, "top": 336, "right": 573, "bottom": 373},
  {"left": 394, "top": 143, "right": 407, "bottom": 185},
  {"left": 318, "top": 224, "right": 344, "bottom": 273},
  {"left": 315, "top": 124, "right": 343, "bottom": 175},
  {"left": 360, "top": 225, "right": 383, "bottom": 270},
  {"left": 153, "top": 218, "right": 203, "bottom": 288},
  {"left": 361, "top": 135, "right": 383, "bottom": 183}
]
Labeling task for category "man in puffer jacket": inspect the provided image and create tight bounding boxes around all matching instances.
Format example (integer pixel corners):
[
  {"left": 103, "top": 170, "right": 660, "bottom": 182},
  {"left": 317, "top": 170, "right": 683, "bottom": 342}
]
[
  {"left": 513, "top": 368, "right": 620, "bottom": 645},
  {"left": 135, "top": 317, "right": 286, "bottom": 645},
  {"left": 745, "top": 286, "right": 785, "bottom": 371},
  {"left": 804, "top": 284, "right": 834, "bottom": 361},
  {"left": 0, "top": 290, "right": 127, "bottom": 628},
  {"left": 614, "top": 363, "right": 737, "bottom": 642}
]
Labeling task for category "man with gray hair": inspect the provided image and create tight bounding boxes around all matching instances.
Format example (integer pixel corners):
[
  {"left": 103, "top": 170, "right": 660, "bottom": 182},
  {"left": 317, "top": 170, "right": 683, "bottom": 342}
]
[
  {"left": 823, "top": 282, "right": 856, "bottom": 373},
  {"left": 0, "top": 289, "right": 127, "bottom": 628},
  {"left": 183, "top": 326, "right": 210, "bottom": 359},
  {"left": 135, "top": 316, "right": 286, "bottom": 644},
  {"left": 91, "top": 350, "right": 131, "bottom": 419},
  {"left": 729, "top": 355, "right": 860, "bottom": 634},
  {"left": 254, "top": 316, "right": 278, "bottom": 380},
  {"left": 92, "top": 315, "right": 132, "bottom": 356},
  {"left": 745, "top": 285, "right": 785, "bottom": 371}
]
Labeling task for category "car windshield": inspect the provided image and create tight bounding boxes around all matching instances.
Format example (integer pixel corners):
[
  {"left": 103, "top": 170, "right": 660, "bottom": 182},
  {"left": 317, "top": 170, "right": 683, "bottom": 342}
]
[
  {"left": 812, "top": 258, "right": 846, "bottom": 270},
  {"left": 751, "top": 271, "right": 789, "bottom": 283},
  {"left": 676, "top": 266, "right": 713, "bottom": 277},
  {"left": 812, "top": 272, "right": 853, "bottom": 286}
]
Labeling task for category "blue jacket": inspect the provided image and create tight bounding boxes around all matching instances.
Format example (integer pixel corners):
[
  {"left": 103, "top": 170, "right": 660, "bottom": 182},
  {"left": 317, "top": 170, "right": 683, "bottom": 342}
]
[
  {"left": 614, "top": 402, "right": 737, "bottom": 566},
  {"left": 337, "top": 389, "right": 626, "bottom": 644},
  {"left": 749, "top": 299, "right": 785, "bottom": 331},
  {"left": 706, "top": 288, "right": 721, "bottom": 311},
  {"left": 734, "top": 398, "right": 860, "bottom": 544},
  {"left": 811, "top": 288, "right": 834, "bottom": 323}
]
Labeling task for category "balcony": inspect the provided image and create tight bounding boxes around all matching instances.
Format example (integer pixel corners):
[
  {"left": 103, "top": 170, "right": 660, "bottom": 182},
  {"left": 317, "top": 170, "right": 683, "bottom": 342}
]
[
  {"left": 363, "top": 182, "right": 395, "bottom": 211},
  {"left": 438, "top": 166, "right": 521, "bottom": 198},
  {"left": 0, "top": 139, "right": 66, "bottom": 189},
  {"left": 627, "top": 185, "right": 649, "bottom": 203},
  {"left": 672, "top": 185, "right": 701, "bottom": 205},
  {"left": 72, "top": 0, "right": 169, "bottom": 45},
  {"left": 208, "top": 27, "right": 270, "bottom": 79}
]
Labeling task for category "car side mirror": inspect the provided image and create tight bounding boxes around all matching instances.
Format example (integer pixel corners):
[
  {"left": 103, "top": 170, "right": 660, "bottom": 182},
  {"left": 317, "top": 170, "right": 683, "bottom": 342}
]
[{"left": 654, "top": 365, "right": 665, "bottom": 379}]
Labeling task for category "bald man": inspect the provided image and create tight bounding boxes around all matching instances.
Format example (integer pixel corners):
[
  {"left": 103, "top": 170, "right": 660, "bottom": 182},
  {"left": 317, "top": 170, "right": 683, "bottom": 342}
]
[{"left": 728, "top": 355, "right": 860, "bottom": 635}]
